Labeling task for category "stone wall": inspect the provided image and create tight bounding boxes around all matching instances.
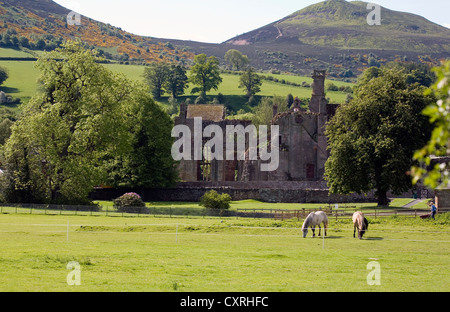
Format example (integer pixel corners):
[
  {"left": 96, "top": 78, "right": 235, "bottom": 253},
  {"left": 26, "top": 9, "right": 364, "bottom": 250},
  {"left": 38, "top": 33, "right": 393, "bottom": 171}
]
[{"left": 89, "top": 181, "right": 377, "bottom": 204}]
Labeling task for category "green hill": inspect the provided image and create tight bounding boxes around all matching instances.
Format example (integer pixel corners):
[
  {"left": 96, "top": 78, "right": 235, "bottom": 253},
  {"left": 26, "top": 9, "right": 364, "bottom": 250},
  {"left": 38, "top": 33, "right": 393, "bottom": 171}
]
[
  {"left": 214, "top": 0, "right": 450, "bottom": 76},
  {"left": 265, "top": 0, "right": 450, "bottom": 51}
]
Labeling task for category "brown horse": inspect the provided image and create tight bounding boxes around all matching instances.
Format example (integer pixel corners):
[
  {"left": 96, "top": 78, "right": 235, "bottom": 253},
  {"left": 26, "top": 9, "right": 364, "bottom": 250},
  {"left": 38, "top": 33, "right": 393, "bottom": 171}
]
[{"left": 352, "top": 211, "right": 369, "bottom": 239}]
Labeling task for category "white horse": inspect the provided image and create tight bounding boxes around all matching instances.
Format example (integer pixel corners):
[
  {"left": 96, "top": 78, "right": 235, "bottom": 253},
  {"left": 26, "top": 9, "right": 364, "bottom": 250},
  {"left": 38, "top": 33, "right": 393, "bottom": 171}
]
[{"left": 302, "top": 211, "right": 328, "bottom": 238}]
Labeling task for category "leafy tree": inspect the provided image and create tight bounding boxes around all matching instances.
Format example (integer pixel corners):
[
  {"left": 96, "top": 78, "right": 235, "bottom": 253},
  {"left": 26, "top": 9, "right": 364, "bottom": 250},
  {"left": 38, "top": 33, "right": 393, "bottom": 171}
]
[
  {"left": 386, "top": 62, "right": 436, "bottom": 88},
  {"left": 144, "top": 62, "right": 169, "bottom": 99},
  {"left": 251, "top": 96, "right": 288, "bottom": 128},
  {"left": 412, "top": 60, "right": 450, "bottom": 188},
  {"left": 189, "top": 54, "right": 222, "bottom": 98},
  {"left": 239, "top": 67, "right": 262, "bottom": 98},
  {"left": 1, "top": 42, "right": 131, "bottom": 204},
  {"left": 164, "top": 64, "right": 188, "bottom": 98},
  {"left": 1, "top": 42, "right": 176, "bottom": 204},
  {"left": 325, "top": 67, "right": 434, "bottom": 206},
  {"left": 0, "top": 118, "right": 13, "bottom": 145},
  {"left": 104, "top": 89, "right": 178, "bottom": 189},
  {"left": 0, "top": 66, "right": 8, "bottom": 86},
  {"left": 286, "top": 94, "right": 294, "bottom": 108},
  {"left": 224, "top": 49, "right": 249, "bottom": 71}
]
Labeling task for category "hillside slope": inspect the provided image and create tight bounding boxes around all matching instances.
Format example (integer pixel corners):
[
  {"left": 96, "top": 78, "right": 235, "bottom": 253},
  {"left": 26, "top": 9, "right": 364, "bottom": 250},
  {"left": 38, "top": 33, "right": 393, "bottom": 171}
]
[
  {"left": 0, "top": 0, "right": 194, "bottom": 64},
  {"left": 1, "top": 0, "right": 448, "bottom": 78}
]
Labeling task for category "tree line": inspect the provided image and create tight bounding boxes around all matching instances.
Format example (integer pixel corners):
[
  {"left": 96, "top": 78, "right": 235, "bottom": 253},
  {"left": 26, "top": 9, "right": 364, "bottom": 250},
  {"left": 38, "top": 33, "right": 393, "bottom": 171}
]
[{"left": 144, "top": 49, "right": 263, "bottom": 103}]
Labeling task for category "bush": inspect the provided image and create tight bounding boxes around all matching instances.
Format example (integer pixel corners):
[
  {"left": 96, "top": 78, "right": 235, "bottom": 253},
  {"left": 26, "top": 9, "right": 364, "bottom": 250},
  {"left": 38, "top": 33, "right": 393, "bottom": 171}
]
[
  {"left": 199, "top": 190, "right": 232, "bottom": 210},
  {"left": 113, "top": 192, "right": 147, "bottom": 213},
  {"left": 326, "top": 83, "right": 339, "bottom": 91}
]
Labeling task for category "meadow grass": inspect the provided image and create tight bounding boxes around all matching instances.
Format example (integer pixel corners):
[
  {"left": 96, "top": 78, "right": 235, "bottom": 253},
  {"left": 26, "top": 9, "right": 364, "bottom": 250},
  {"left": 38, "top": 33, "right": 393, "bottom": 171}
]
[
  {"left": 0, "top": 47, "right": 36, "bottom": 58},
  {"left": 104, "top": 65, "right": 352, "bottom": 104},
  {"left": 0, "top": 60, "right": 39, "bottom": 105},
  {"left": 0, "top": 57, "right": 352, "bottom": 109},
  {"left": 93, "top": 198, "right": 424, "bottom": 212},
  {"left": 0, "top": 212, "right": 448, "bottom": 292}
]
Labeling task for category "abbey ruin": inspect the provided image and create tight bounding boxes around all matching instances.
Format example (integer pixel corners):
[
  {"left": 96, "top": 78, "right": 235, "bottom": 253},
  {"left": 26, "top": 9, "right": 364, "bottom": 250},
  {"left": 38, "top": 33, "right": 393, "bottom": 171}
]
[{"left": 174, "top": 70, "right": 338, "bottom": 184}]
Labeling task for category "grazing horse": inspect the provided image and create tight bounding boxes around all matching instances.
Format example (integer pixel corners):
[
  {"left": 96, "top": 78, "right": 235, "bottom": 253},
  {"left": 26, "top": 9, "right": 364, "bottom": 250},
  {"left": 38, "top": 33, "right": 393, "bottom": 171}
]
[
  {"left": 353, "top": 211, "right": 369, "bottom": 239},
  {"left": 302, "top": 211, "right": 328, "bottom": 238}
]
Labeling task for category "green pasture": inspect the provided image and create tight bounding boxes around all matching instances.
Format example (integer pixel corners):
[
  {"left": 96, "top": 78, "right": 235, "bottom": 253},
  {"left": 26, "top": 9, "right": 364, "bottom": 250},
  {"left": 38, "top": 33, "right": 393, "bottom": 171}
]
[
  {"left": 0, "top": 213, "right": 448, "bottom": 292},
  {"left": 94, "top": 198, "right": 430, "bottom": 212},
  {"left": 0, "top": 60, "right": 39, "bottom": 106},
  {"left": 102, "top": 65, "right": 353, "bottom": 104},
  {"left": 0, "top": 47, "right": 36, "bottom": 58},
  {"left": 0, "top": 51, "right": 353, "bottom": 110}
]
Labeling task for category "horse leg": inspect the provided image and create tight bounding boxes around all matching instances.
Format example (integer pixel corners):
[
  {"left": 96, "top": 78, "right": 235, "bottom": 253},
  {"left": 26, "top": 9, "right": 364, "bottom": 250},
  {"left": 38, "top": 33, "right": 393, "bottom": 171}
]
[
  {"left": 324, "top": 222, "right": 328, "bottom": 237},
  {"left": 318, "top": 224, "right": 321, "bottom": 237},
  {"left": 353, "top": 225, "right": 356, "bottom": 238},
  {"left": 311, "top": 226, "right": 316, "bottom": 238}
]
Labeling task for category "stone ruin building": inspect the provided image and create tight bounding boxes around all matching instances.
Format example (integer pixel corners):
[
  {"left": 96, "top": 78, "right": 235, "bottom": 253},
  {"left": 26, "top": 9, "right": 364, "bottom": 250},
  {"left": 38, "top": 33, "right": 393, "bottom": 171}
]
[{"left": 174, "top": 70, "right": 339, "bottom": 184}]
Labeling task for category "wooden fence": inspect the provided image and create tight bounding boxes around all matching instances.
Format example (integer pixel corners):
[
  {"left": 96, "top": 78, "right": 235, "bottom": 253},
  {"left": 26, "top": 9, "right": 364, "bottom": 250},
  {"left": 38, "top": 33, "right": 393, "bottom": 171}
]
[{"left": 0, "top": 203, "right": 434, "bottom": 219}]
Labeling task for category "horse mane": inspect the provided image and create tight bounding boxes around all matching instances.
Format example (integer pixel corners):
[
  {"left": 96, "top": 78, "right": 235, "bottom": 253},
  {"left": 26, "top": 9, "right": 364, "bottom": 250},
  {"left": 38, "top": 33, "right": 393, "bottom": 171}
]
[{"left": 302, "top": 212, "right": 314, "bottom": 229}]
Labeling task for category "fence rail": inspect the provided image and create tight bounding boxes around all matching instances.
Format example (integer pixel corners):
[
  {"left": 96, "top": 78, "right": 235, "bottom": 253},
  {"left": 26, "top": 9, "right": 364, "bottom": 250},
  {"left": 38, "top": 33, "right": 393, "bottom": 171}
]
[{"left": 0, "top": 203, "right": 436, "bottom": 220}]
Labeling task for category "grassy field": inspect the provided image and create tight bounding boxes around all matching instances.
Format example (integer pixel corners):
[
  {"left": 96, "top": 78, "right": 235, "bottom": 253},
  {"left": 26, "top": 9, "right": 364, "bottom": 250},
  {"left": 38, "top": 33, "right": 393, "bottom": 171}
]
[
  {"left": 105, "top": 64, "right": 352, "bottom": 104},
  {"left": 0, "top": 60, "right": 40, "bottom": 106},
  {"left": 0, "top": 47, "right": 36, "bottom": 58},
  {"left": 0, "top": 212, "right": 448, "bottom": 292},
  {"left": 0, "top": 49, "right": 353, "bottom": 109},
  {"left": 92, "top": 198, "right": 429, "bottom": 212}
]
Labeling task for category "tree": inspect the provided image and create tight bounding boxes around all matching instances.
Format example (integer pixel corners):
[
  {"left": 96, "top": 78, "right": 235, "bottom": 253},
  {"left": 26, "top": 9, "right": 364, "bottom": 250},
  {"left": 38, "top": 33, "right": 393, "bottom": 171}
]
[
  {"left": 325, "top": 67, "right": 434, "bottom": 206},
  {"left": 104, "top": 89, "right": 178, "bottom": 189},
  {"left": 0, "top": 118, "right": 13, "bottom": 145},
  {"left": 286, "top": 94, "right": 294, "bottom": 108},
  {"left": 164, "top": 64, "right": 188, "bottom": 98},
  {"left": 1, "top": 42, "right": 177, "bottom": 204},
  {"left": 251, "top": 96, "right": 288, "bottom": 128},
  {"left": 224, "top": 49, "right": 249, "bottom": 71},
  {"left": 239, "top": 67, "right": 262, "bottom": 98},
  {"left": 189, "top": 54, "right": 222, "bottom": 98},
  {"left": 0, "top": 66, "right": 8, "bottom": 86},
  {"left": 144, "top": 62, "right": 169, "bottom": 99},
  {"left": 412, "top": 60, "right": 450, "bottom": 188}
]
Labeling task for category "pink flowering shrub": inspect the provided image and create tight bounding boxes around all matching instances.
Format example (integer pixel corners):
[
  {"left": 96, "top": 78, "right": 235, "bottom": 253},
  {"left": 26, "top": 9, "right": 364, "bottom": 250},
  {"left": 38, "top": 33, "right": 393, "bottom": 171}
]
[{"left": 113, "top": 192, "right": 146, "bottom": 209}]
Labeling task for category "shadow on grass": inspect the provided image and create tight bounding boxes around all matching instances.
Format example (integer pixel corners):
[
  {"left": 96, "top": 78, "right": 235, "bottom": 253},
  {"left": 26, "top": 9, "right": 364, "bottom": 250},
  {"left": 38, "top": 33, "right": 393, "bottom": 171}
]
[
  {"left": 0, "top": 86, "right": 20, "bottom": 94},
  {"left": 365, "top": 237, "right": 384, "bottom": 240},
  {"left": 324, "top": 235, "right": 344, "bottom": 239}
]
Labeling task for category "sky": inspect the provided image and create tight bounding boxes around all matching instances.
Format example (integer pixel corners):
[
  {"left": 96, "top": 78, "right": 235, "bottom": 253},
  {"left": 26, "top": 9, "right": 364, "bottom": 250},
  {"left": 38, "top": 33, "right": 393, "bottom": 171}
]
[{"left": 53, "top": 0, "right": 450, "bottom": 43}]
